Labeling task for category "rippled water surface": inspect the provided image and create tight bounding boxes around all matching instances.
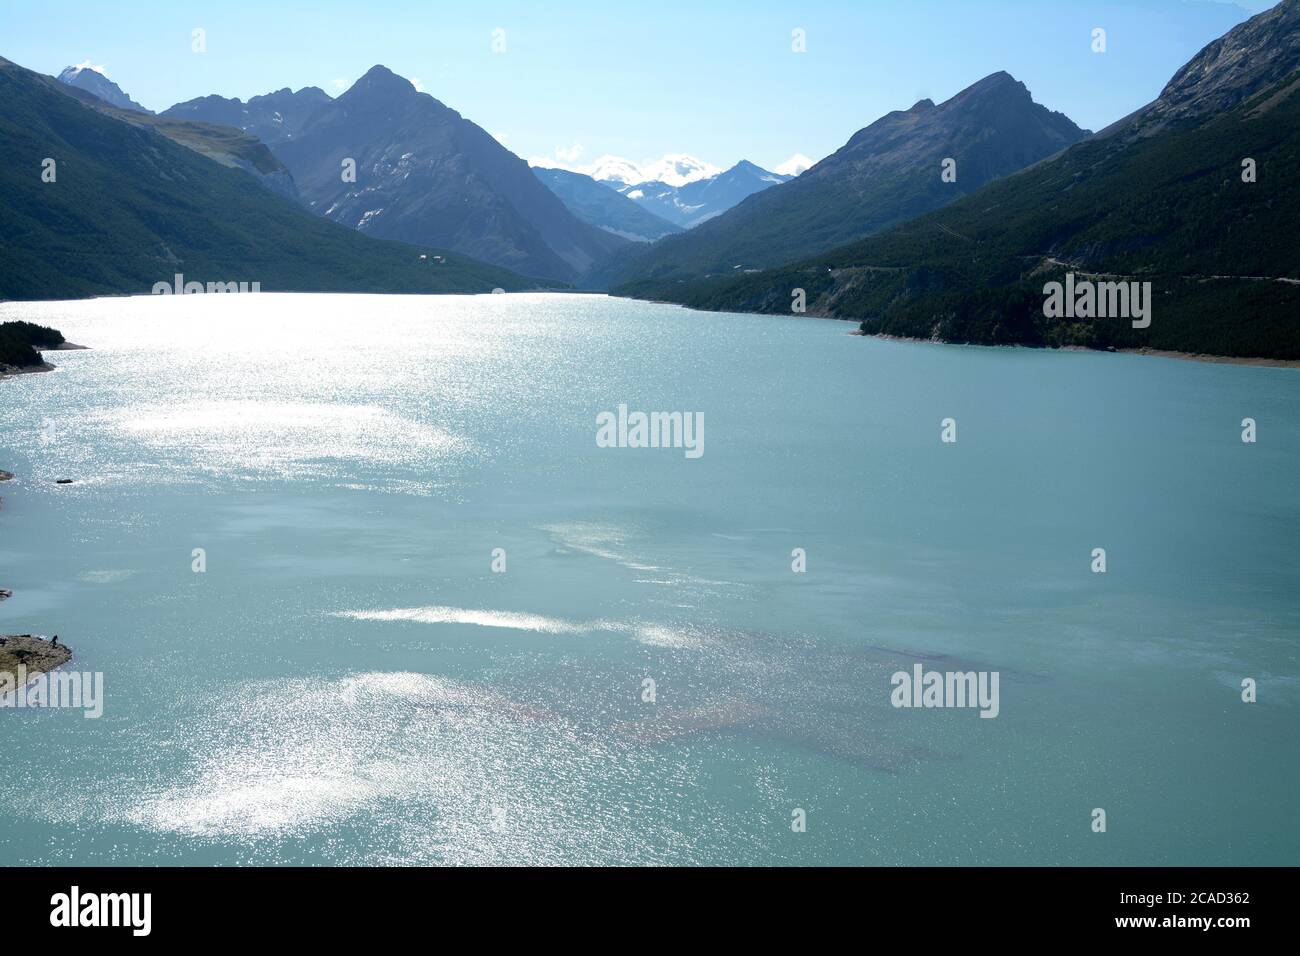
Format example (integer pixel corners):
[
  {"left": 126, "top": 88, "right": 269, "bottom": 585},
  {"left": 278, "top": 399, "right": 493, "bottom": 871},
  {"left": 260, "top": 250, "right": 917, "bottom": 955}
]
[{"left": 1, "top": 293, "right": 1296, "bottom": 865}]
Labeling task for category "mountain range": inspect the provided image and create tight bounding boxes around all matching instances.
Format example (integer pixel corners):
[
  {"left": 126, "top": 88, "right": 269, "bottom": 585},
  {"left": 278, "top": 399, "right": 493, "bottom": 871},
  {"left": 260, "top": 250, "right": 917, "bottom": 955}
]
[
  {"left": 0, "top": 55, "right": 534, "bottom": 300},
  {"left": 609, "top": 160, "right": 793, "bottom": 229},
  {"left": 162, "top": 86, "right": 333, "bottom": 146},
  {"left": 541, "top": 153, "right": 724, "bottom": 187},
  {"left": 614, "top": 0, "right": 1300, "bottom": 360},
  {"left": 529, "top": 151, "right": 795, "bottom": 233},
  {"left": 174, "top": 65, "right": 627, "bottom": 284},
  {"left": 44, "top": 65, "right": 806, "bottom": 285},
  {"left": 5, "top": 1, "right": 1297, "bottom": 360},
  {"left": 608, "top": 71, "right": 1089, "bottom": 287},
  {"left": 530, "top": 166, "right": 682, "bottom": 242}
]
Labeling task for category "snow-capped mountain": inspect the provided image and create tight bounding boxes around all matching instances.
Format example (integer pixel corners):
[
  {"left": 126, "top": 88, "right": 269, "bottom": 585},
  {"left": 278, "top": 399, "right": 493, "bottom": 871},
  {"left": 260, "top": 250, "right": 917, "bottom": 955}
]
[
  {"left": 534, "top": 153, "right": 723, "bottom": 188},
  {"left": 56, "top": 62, "right": 151, "bottom": 113},
  {"left": 610, "top": 160, "right": 792, "bottom": 228},
  {"left": 532, "top": 149, "right": 792, "bottom": 230},
  {"left": 532, "top": 167, "right": 681, "bottom": 241},
  {"left": 622, "top": 154, "right": 722, "bottom": 187}
]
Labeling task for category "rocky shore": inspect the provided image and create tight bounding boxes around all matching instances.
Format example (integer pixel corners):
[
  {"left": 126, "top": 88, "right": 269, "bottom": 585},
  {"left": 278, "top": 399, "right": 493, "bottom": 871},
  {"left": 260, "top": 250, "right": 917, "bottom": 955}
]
[
  {"left": 0, "top": 320, "right": 83, "bottom": 379},
  {"left": 0, "top": 361, "right": 56, "bottom": 381},
  {"left": 0, "top": 635, "right": 72, "bottom": 680}
]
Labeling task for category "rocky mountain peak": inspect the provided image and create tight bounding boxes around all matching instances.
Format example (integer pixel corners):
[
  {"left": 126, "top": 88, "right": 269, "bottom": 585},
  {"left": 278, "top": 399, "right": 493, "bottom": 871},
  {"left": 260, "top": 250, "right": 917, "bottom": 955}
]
[
  {"left": 1151, "top": 0, "right": 1300, "bottom": 122},
  {"left": 345, "top": 65, "right": 419, "bottom": 100},
  {"left": 56, "top": 63, "right": 151, "bottom": 113}
]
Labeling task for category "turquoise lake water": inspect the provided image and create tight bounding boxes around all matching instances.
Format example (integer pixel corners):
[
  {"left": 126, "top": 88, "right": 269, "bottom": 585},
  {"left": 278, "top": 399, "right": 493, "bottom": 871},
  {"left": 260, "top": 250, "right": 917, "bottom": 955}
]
[{"left": 1, "top": 292, "right": 1296, "bottom": 865}]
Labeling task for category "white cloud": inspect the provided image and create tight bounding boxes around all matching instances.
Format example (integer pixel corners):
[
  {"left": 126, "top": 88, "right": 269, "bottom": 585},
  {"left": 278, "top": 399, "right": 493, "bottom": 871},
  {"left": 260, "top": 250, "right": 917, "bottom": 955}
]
[
  {"left": 331, "top": 78, "right": 348, "bottom": 92},
  {"left": 74, "top": 59, "right": 109, "bottom": 77},
  {"left": 410, "top": 77, "right": 424, "bottom": 92},
  {"left": 774, "top": 153, "right": 816, "bottom": 176}
]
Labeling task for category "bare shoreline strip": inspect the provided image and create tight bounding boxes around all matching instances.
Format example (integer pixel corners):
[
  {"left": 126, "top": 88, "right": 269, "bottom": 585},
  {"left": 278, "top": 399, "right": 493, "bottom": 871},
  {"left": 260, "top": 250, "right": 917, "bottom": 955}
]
[
  {"left": 852, "top": 331, "right": 1300, "bottom": 369},
  {"left": 0, "top": 361, "right": 56, "bottom": 381},
  {"left": 1095, "top": 347, "right": 1300, "bottom": 368},
  {"left": 640, "top": 299, "right": 1300, "bottom": 368},
  {"left": 0, "top": 342, "right": 89, "bottom": 382}
]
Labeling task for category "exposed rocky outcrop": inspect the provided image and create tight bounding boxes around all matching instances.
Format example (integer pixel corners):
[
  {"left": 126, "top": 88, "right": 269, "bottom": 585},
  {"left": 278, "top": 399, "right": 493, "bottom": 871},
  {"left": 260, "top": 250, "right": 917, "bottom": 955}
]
[{"left": 0, "top": 635, "right": 72, "bottom": 679}]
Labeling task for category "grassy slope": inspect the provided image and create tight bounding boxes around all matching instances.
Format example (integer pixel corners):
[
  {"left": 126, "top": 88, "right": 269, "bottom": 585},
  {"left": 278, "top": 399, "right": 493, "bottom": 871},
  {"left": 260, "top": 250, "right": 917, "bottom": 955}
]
[
  {"left": 53, "top": 80, "right": 290, "bottom": 176},
  {"left": 0, "top": 57, "right": 542, "bottom": 301},
  {"left": 616, "top": 76, "right": 1300, "bottom": 359}
]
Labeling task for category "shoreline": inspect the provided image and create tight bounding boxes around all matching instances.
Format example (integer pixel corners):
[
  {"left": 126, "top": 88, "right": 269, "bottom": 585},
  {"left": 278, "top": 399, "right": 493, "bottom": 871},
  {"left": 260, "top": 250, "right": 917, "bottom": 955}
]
[
  {"left": 1069, "top": 345, "right": 1300, "bottom": 369},
  {"left": 848, "top": 330, "right": 1300, "bottom": 369},
  {"left": 636, "top": 298, "right": 1300, "bottom": 368},
  {"left": 0, "top": 360, "right": 56, "bottom": 381},
  {"left": 0, "top": 342, "right": 88, "bottom": 381},
  {"left": 5, "top": 288, "right": 1298, "bottom": 366}
]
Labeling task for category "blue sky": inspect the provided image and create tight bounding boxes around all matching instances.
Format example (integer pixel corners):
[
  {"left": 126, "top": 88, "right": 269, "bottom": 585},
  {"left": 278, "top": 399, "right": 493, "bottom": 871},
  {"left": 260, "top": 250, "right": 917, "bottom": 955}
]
[{"left": 0, "top": 0, "right": 1278, "bottom": 172}]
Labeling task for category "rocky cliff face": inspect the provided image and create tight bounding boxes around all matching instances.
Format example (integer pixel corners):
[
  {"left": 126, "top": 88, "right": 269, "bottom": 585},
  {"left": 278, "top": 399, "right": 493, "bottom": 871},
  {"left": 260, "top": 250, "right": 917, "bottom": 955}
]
[{"left": 1147, "top": 0, "right": 1300, "bottom": 124}]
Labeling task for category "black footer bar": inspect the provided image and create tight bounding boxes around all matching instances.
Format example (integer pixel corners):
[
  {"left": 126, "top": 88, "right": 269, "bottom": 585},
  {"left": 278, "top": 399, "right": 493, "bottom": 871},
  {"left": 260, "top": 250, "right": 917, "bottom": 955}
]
[{"left": 0, "top": 865, "right": 1287, "bottom": 942}]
